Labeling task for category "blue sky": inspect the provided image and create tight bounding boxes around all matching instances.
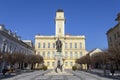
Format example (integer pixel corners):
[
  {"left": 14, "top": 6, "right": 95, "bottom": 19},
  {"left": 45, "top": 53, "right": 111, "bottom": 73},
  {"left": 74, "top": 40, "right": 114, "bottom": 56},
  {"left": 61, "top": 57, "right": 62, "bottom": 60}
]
[{"left": 0, "top": 0, "right": 120, "bottom": 51}]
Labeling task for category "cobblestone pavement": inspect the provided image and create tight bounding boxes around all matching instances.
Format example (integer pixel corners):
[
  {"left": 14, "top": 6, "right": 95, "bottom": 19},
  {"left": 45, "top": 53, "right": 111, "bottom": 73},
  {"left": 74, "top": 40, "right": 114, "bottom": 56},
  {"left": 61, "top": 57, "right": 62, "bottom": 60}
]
[
  {"left": 66, "top": 70, "right": 114, "bottom": 80},
  {"left": 1, "top": 70, "right": 117, "bottom": 80}
]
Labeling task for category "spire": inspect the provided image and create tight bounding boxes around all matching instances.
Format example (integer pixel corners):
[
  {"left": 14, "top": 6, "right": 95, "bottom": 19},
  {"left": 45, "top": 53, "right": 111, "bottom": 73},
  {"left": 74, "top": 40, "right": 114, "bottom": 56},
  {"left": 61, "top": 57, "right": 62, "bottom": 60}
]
[{"left": 115, "top": 12, "right": 120, "bottom": 23}]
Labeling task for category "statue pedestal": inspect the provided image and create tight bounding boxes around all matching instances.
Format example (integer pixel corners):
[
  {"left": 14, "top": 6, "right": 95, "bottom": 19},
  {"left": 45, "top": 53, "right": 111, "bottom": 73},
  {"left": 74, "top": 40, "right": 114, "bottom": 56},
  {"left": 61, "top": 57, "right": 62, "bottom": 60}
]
[{"left": 54, "top": 52, "right": 64, "bottom": 72}]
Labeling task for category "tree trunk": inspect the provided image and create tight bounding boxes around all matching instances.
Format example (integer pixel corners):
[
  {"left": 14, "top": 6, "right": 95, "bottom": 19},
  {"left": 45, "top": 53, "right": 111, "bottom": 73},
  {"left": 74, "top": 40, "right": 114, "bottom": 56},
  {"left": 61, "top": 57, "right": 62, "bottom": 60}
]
[{"left": 103, "top": 64, "right": 106, "bottom": 76}]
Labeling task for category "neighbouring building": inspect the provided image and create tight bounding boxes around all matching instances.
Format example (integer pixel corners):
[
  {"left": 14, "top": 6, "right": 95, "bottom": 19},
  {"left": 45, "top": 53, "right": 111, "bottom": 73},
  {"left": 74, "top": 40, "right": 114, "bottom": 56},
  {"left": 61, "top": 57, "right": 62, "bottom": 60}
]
[
  {"left": 88, "top": 48, "right": 103, "bottom": 56},
  {"left": 22, "top": 40, "right": 34, "bottom": 47},
  {"left": 106, "top": 13, "right": 120, "bottom": 49},
  {"left": 35, "top": 9, "right": 87, "bottom": 69},
  {"left": 0, "top": 24, "right": 35, "bottom": 72},
  {"left": 88, "top": 48, "right": 103, "bottom": 69}
]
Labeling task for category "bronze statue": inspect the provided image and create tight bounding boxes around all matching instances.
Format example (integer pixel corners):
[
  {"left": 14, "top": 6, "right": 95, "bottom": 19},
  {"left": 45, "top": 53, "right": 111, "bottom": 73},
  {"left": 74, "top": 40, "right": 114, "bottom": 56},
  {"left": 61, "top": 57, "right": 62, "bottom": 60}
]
[
  {"left": 55, "top": 38, "right": 63, "bottom": 73},
  {"left": 56, "top": 38, "right": 62, "bottom": 52}
]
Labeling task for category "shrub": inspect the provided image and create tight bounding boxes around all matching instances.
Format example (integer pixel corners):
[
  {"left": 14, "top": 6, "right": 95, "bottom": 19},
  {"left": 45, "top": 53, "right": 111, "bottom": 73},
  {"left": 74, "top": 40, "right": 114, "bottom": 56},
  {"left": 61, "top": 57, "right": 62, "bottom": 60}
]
[
  {"left": 72, "top": 66, "right": 77, "bottom": 71},
  {"left": 43, "top": 65, "right": 47, "bottom": 70}
]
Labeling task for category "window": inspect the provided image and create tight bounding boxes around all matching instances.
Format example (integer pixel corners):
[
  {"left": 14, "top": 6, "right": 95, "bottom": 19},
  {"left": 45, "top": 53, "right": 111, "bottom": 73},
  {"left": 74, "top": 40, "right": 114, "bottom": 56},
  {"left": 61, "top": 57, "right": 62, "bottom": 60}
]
[
  {"left": 14, "top": 47, "right": 16, "bottom": 52},
  {"left": 43, "top": 52, "right": 45, "bottom": 57},
  {"left": 53, "top": 43, "right": 55, "bottom": 48},
  {"left": 80, "top": 52, "right": 82, "bottom": 57},
  {"left": 114, "top": 34, "right": 117, "bottom": 40},
  {"left": 65, "top": 52, "right": 68, "bottom": 57},
  {"left": 48, "top": 43, "right": 50, "bottom": 48},
  {"left": 52, "top": 51, "right": 55, "bottom": 57},
  {"left": 117, "top": 32, "right": 120, "bottom": 37},
  {"left": 9, "top": 45, "right": 12, "bottom": 53},
  {"left": 80, "top": 43, "right": 82, "bottom": 49},
  {"left": 47, "top": 62, "right": 50, "bottom": 66},
  {"left": 38, "top": 43, "right": 40, "bottom": 48},
  {"left": 65, "top": 43, "right": 67, "bottom": 48},
  {"left": 75, "top": 52, "right": 78, "bottom": 58},
  {"left": 65, "top": 62, "right": 68, "bottom": 66},
  {"left": 52, "top": 62, "right": 55, "bottom": 66},
  {"left": 70, "top": 62, "right": 73, "bottom": 66},
  {"left": 70, "top": 43, "right": 72, "bottom": 48},
  {"left": 43, "top": 43, "right": 45, "bottom": 48},
  {"left": 2, "top": 43, "right": 7, "bottom": 53},
  {"left": 109, "top": 37, "right": 112, "bottom": 42},
  {"left": 75, "top": 43, "right": 77, "bottom": 48},
  {"left": 47, "top": 52, "right": 50, "bottom": 58},
  {"left": 70, "top": 52, "right": 73, "bottom": 58}
]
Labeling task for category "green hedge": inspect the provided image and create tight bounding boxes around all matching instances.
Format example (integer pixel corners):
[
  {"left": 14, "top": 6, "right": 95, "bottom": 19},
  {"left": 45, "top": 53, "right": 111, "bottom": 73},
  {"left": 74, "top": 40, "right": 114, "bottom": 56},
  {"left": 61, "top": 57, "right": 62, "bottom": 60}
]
[
  {"left": 42, "top": 65, "right": 47, "bottom": 70},
  {"left": 72, "top": 66, "right": 77, "bottom": 71}
]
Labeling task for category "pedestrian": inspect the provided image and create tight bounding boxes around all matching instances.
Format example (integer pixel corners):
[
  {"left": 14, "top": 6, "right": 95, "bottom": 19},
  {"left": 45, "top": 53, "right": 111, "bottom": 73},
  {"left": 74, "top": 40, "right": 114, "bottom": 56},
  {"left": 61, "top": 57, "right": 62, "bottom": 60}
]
[
  {"left": 110, "top": 66, "right": 115, "bottom": 76},
  {"left": 2, "top": 68, "right": 6, "bottom": 75}
]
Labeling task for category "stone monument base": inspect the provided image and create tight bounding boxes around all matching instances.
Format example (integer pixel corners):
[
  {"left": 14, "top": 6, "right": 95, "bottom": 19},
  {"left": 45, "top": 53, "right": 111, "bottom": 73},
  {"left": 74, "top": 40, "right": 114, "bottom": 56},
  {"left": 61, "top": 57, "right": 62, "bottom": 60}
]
[
  {"left": 44, "top": 70, "right": 73, "bottom": 76},
  {"left": 54, "top": 52, "right": 64, "bottom": 72}
]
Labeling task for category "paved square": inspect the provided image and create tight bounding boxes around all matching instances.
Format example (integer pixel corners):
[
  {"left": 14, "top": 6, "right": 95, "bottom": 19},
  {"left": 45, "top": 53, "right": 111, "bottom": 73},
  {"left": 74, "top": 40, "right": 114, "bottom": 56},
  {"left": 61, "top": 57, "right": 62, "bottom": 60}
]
[{"left": 1, "top": 70, "right": 114, "bottom": 80}]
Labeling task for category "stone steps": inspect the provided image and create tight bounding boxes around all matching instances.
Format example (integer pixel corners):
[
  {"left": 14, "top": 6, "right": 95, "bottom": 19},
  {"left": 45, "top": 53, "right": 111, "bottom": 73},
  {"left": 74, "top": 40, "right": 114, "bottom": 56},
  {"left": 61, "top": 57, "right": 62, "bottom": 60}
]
[
  {"left": 66, "top": 75, "right": 81, "bottom": 80},
  {"left": 44, "top": 70, "right": 73, "bottom": 76},
  {"left": 51, "top": 75, "right": 65, "bottom": 80},
  {"left": 35, "top": 75, "right": 50, "bottom": 80}
]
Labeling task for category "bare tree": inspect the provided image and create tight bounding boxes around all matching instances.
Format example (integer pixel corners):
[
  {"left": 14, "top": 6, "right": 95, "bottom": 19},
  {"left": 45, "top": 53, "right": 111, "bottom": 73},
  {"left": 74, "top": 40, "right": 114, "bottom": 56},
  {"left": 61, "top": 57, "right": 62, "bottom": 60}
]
[
  {"left": 0, "top": 51, "right": 3, "bottom": 62},
  {"left": 75, "top": 54, "right": 91, "bottom": 70},
  {"left": 108, "top": 47, "right": 120, "bottom": 73},
  {"left": 25, "top": 54, "right": 43, "bottom": 70}
]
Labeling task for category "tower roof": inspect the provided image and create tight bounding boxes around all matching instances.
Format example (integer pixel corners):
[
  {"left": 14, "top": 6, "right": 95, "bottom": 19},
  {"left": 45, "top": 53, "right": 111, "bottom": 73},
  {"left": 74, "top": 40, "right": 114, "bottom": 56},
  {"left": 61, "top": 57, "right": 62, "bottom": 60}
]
[
  {"left": 115, "top": 12, "right": 120, "bottom": 21},
  {"left": 57, "top": 9, "right": 64, "bottom": 12}
]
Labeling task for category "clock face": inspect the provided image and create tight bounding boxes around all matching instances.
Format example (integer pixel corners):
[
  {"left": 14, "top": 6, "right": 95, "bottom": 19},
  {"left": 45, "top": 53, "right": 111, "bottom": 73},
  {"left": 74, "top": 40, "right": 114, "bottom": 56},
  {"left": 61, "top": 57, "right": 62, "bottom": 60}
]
[{"left": 58, "top": 22, "right": 62, "bottom": 25}]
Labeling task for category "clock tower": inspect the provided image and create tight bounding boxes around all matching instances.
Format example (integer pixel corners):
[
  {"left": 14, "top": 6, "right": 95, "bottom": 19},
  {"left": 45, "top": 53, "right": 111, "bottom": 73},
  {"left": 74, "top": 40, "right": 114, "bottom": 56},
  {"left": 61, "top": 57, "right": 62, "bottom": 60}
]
[{"left": 55, "top": 9, "right": 65, "bottom": 37}]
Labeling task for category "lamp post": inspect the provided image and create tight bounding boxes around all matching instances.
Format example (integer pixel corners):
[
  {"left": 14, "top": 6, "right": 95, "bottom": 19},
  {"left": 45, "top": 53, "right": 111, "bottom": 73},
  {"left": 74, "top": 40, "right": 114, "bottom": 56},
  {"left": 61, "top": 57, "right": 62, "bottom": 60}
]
[{"left": 61, "top": 39, "right": 66, "bottom": 71}]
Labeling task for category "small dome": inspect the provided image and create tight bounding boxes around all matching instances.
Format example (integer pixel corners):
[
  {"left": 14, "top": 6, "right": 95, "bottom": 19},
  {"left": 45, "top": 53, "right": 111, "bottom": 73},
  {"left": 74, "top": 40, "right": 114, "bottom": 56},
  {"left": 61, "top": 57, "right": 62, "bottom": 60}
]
[{"left": 57, "top": 9, "right": 64, "bottom": 12}]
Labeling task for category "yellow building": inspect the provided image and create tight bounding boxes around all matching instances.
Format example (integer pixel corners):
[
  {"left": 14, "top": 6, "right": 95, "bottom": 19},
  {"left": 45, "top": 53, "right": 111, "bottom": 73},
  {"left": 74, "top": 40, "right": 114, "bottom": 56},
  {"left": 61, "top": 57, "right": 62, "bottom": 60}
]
[{"left": 35, "top": 9, "right": 86, "bottom": 69}]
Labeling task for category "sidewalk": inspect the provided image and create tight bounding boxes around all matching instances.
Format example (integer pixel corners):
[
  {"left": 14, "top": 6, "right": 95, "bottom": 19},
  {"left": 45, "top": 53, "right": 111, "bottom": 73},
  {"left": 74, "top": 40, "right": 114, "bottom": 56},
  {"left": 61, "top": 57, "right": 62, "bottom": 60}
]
[
  {"left": 0, "top": 69, "right": 34, "bottom": 79},
  {"left": 0, "top": 72, "right": 16, "bottom": 79},
  {"left": 87, "top": 69, "right": 120, "bottom": 79}
]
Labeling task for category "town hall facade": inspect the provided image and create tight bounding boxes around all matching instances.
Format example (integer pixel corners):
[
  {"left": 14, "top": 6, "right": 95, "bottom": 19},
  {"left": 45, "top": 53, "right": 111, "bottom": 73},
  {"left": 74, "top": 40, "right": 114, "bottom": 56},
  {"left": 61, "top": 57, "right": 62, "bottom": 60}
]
[{"left": 35, "top": 9, "right": 87, "bottom": 69}]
